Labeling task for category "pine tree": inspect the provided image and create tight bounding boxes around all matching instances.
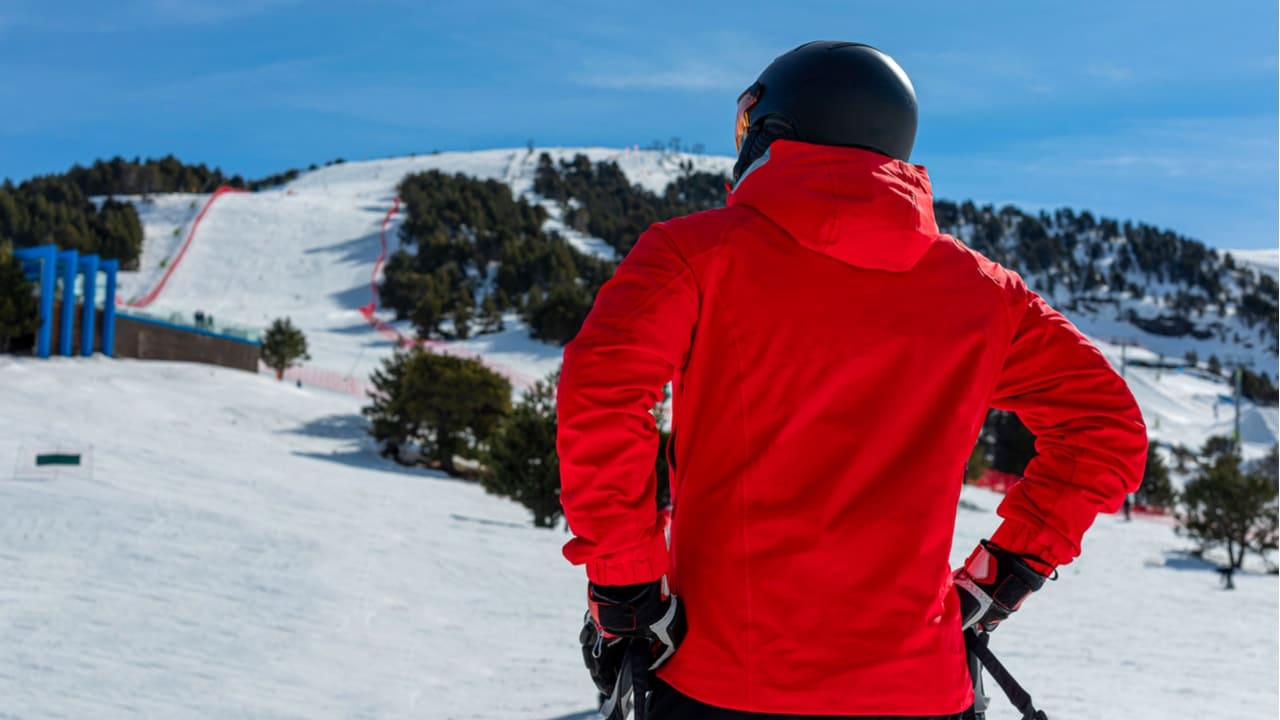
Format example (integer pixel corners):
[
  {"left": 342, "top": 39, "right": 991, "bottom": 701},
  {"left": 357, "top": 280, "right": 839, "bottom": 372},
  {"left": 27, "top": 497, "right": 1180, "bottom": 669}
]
[
  {"left": 965, "top": 440, "right": 990, "bottom": 484},
  {"left": 1178, "top": 437, "right": 1278, "bottom": 574},
  {"left": 449, "top": 290, "right": 473, "bottom": 340},
  {"left": 1135, "top": 442, "right": 1176, "bottom": 509},
  {"left": 0, "top": 247, "right": 39, "bottom": 353},
  {"left": 260, "top": 317, "right": 309, "bottom": 380},
  {"left": 526, "top": 282, "right": 593, "bottom": 345},
  {"left": 483, "top": 373, "right": 561, "bottom": 527},
  {"left": 363, "top": 350, "right": 511, "bottom": 475},
  {"left": 985, "top": 410, "right": 1038, "bottom": 476},
  {"left": 479, "top": 294, "right": 504, "bottom": 333}
]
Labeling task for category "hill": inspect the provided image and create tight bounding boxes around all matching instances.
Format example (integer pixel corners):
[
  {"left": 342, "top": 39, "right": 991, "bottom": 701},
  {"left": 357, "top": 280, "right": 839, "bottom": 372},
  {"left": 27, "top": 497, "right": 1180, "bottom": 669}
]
[{"left": 102, "top": 148, "right": 1276, "bottom": 458}]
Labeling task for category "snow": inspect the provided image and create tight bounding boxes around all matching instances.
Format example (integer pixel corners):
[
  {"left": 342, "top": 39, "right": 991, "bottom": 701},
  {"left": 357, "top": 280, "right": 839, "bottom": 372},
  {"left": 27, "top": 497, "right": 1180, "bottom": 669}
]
[
  {"left": 1228, "top": 247, "right": 1279, "bottom": 280},
  {"left": 8, "top": 148, "right": 1272, "bottom": 717},
  {"left": 112, "top": 148, "right": 730, "bottom": 388},
  {"left": 1, "top": 356, "right": 1275, "bottom": 719}
]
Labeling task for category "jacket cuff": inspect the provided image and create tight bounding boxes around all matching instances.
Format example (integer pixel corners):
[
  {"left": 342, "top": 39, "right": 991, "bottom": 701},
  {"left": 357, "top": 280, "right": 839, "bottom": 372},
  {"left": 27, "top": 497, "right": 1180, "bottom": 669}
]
[
  {"left": 580, "top": 531, "right": 670, "bottom": 586},
  {"left": 989, "top": 518, "right": 1072, "bottom": 573}
]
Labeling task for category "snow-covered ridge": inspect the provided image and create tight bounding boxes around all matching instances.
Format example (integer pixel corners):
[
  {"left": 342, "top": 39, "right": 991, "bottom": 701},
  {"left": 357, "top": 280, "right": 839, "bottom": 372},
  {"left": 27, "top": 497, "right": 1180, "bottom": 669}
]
[{"left": 1229, "top": 247, "right": 1279, "bottom": 280}]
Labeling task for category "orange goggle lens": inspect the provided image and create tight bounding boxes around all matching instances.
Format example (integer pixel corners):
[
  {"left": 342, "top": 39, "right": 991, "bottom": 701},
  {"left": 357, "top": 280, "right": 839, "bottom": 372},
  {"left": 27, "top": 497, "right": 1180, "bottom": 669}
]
[{"left": 735, "top": 83, "right": 762, "bottom": 152}]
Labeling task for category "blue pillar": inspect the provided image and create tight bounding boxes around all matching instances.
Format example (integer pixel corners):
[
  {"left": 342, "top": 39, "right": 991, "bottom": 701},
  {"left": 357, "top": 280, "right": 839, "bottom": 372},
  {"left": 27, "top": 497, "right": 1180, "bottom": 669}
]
[
  {"left": 57, "top": 250, "right": 78, "bottom": 356},
  {"left": 13, "top": 245, "right": 56, "bottom": 358},
  {"left": 100, "top": 259, "right": 118, "bottom": 357},
  {"left": 77, "top": 254, "right": 99, "bottom": 356}
]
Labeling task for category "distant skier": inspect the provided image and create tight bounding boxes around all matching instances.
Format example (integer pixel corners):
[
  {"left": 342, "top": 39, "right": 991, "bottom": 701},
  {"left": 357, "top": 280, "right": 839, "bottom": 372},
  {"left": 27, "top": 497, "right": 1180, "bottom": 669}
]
[{"left": 557, "top": 41, "right": 1148, "bottom": 719}]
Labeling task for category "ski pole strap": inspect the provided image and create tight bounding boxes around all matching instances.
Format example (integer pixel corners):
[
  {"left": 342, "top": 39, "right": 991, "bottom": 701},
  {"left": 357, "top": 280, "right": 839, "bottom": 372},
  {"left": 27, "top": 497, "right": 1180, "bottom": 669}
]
[
  {"left": 965, "top": 630, "right": 1049, "bottom": 720},
  {"left": 629, "top": 640, "right": 650, "bottom": 720}
]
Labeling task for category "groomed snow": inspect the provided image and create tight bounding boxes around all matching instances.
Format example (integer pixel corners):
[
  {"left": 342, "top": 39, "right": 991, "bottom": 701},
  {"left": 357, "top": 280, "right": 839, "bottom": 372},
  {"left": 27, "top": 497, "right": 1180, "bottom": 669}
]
[{"left": 1, "top": 357, "right": 1275, "bottom": 718}]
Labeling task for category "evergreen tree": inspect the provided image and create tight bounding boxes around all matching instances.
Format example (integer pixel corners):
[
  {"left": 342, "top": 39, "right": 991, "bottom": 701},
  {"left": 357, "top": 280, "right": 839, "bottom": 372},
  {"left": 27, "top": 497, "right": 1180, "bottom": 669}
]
[
  {"left": 260, "top": 317, "right": 309, "bottom": 380},
  {"left": 0, "top": 247, "right": 39, "bottom": 353},
  {"left": 449, "top": 296, "right": 473, "bottom": 340},
  {"left": 363, "top": 350, "right": 511, "bottom": 475},
  {"left": 1178, "top": 436, "right": 1278, "bottom": 573},
  {"left": 526, "top": 282, "right": 594, "bottom": 345},
  {"left": 985, "top": 410, "right": 1038, "bottom": 476},
  {"left": 1207, "top": 355, "right": 1222, "bottom": 376},
  {"left": 479, "top": 294, "right": 504, "bottom": 333},
  {"left": 965, "top": 440, "right": 991, "bottom": 483},
  {"left": 483, "top": 373, "right": 561, "bottom": 527},
  {"left": 1135, "top": 442, "right": 1176, "bottom": 509}
]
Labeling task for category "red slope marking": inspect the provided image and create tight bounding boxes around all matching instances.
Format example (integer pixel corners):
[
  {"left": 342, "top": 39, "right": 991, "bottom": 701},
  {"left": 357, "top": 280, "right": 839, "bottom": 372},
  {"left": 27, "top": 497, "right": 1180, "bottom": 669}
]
[
  {"left": 125, "top": 186, "right": 247, "bottom": 309},
  {"left": 358, "top": 197, "right": 536, "bottom": 388}
]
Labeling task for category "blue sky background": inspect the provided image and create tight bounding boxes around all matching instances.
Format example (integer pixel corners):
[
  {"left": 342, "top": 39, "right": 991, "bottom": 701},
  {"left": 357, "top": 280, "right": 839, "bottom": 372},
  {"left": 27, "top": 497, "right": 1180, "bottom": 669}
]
[{"left": 1, "top": 0, "right": 1276, "bottom": 249}]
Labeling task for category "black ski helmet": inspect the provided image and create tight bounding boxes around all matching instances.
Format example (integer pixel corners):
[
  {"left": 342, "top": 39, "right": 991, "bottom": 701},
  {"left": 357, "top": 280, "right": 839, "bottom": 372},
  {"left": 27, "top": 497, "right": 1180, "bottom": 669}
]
[{"left": 733, "top": 41, "right": 918, "bottom": 180}]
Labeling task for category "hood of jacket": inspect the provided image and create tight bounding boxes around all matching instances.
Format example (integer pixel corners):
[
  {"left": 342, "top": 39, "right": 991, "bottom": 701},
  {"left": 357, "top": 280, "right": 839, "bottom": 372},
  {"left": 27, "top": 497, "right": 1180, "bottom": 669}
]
[{"left": 727, "top": 139, "right": 941, "bottom": 272}]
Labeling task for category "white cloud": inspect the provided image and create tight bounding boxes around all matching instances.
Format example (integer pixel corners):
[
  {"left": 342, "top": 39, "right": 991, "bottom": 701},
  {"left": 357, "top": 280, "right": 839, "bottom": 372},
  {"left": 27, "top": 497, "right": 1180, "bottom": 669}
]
[{"left": 568, "top": 30, "right": 766, "bottom": 93}]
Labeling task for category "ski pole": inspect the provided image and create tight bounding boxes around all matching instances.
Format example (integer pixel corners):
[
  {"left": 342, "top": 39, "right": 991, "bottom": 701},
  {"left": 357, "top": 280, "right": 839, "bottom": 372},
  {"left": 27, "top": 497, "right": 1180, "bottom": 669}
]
[
  {"left": 965, "top": 629, "right": 1049, "bottom": 720},
  {"left": 963, "top": 629, "right": 990, "bottom": 720}
]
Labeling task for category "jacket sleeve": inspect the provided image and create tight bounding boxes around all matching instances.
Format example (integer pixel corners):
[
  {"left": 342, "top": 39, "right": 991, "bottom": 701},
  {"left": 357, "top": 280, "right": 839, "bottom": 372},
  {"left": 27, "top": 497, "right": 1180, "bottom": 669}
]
[
  {"left": 557, "top": 225, "right": 699, "bottom": 585},
  {"left": 987, "top": 286, "right": 1148, "bottom": 569}
]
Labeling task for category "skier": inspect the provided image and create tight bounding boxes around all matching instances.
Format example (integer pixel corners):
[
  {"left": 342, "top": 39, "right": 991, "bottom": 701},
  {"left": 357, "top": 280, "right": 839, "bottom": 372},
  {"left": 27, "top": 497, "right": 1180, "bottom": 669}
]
[{"left": 558, "top": 41, "right": 1148, "bottom": 719}]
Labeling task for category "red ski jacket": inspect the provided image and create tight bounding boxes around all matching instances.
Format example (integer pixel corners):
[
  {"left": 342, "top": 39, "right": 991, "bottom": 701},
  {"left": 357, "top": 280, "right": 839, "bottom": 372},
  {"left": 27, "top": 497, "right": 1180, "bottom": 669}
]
[{"left": 557, "top": 141, "right": 1147, "bottom": 716}]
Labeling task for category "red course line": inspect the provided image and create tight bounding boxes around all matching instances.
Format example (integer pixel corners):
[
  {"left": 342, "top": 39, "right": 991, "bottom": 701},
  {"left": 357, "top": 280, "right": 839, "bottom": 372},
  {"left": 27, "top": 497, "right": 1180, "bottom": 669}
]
[
  {"left": 125, "top": 185, "right": 246, "bottom": 309},
  {"left": 358, "top": 197, "right": 536, "bottom": 388}
]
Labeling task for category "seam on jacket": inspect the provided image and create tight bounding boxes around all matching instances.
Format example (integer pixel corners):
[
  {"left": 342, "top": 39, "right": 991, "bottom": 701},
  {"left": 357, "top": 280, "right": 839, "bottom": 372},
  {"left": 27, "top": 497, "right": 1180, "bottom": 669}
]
[
  {"left": 944, "top": 235, "right": 1029, "bottom": 408},
  {"left": 725, "top": 281, "right": 756, "bottom": 705}
]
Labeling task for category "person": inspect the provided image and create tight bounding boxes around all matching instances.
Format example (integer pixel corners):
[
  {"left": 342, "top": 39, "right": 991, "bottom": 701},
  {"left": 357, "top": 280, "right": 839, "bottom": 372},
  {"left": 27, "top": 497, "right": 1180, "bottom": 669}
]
[{"left": 557, "top": 41, "right": 1148, "bottom": 720}]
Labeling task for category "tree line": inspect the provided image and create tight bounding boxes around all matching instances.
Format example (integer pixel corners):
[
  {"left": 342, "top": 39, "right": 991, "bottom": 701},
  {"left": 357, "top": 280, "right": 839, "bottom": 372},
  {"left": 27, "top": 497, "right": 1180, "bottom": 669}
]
[
  {"left": 1, "top": 178, "right": 145, "bottom": 268},
  {"left": 936, "top": 201, "right": 1278, "bottom": 354},
  {"left": 379, "top": 168, "right": 615, "bottom": 346},
  {"left": 0, "top": 155, "right": 330, "bottom": 271}
]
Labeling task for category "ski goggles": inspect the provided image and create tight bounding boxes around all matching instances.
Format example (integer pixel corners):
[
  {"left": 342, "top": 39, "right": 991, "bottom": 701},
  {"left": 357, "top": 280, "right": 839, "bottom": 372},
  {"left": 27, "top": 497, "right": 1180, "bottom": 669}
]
[{"left": 735, "top": 82, "right": 762, "bottom": 153}]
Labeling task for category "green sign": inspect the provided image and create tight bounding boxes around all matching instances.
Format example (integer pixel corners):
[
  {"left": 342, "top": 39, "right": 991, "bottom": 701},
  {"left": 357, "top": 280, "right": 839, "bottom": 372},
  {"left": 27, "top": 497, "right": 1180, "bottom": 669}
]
[{"left": 35, "top": 453, "right": 81, "bottom": 467}]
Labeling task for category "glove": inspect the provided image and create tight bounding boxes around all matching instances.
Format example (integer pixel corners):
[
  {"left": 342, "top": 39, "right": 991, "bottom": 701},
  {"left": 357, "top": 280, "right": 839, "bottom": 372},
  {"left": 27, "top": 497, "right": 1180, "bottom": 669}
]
[
  {"left": 954, "top": 539, "right": 1051, "bottom": 633},
  {"left": 588, "top": 580, "right": 686, "bottom": 670},
  {"left": 579, "top": 612, "right": 629, "bottom": 707}
]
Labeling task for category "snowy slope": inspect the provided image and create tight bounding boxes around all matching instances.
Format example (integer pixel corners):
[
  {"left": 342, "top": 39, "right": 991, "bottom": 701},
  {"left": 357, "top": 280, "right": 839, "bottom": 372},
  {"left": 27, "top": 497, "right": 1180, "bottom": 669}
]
[
  {"left": 113, "top": 149, "right": 732, "bottom": 390},
  {"left": 1229, "top": 247, "right": 1279, "bottom": 280},
  {"left": 1, "top": 357, "right": 1276, "bottom": 719}
]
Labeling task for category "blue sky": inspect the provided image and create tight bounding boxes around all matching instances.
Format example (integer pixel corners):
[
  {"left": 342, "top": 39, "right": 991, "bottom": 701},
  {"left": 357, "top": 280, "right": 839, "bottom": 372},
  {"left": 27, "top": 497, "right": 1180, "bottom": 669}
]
[{"left": 2, "top": 0, "right": 1276, "bottom": 249}]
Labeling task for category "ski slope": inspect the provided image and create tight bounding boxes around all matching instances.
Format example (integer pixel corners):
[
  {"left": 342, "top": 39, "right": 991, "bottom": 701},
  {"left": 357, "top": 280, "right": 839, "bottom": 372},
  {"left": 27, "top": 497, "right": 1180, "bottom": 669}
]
[
  {"left": 1, "top": 357, "right": 1276, "bottom": 719},
  {"left": 113, "top": 148, "right": 733, "bottom": 391}
]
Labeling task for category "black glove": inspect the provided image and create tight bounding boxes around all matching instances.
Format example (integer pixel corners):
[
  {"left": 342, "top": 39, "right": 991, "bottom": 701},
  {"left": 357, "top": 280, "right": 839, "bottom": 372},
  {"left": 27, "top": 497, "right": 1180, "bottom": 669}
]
[
  {"left": 579, "top": 611, "right": 630, "bottom": 707},
  {"left": 589, "top": 581, "right": 686, "bottom": 670},
  {"left": 954, "top": 540, "right": 1050, "bottom": 633}
]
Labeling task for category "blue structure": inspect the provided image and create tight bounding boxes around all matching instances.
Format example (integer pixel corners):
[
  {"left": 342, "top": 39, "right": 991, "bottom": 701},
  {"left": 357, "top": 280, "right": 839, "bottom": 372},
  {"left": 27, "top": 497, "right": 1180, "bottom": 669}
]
[
  {"left": 13, "top": 245, "right": 56, "bottom": 358},
  {"left": 12, "top": 244, "right": 118, "bottom": 358},
  {"left": 57, "top": 250, "right": 77, "bottom": 356},
  {"left": 101, "top": 259, "right": 118, "bottom": 358},
  {"left": 77, "top": 254, "right": 99, "bottom": 357}
]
